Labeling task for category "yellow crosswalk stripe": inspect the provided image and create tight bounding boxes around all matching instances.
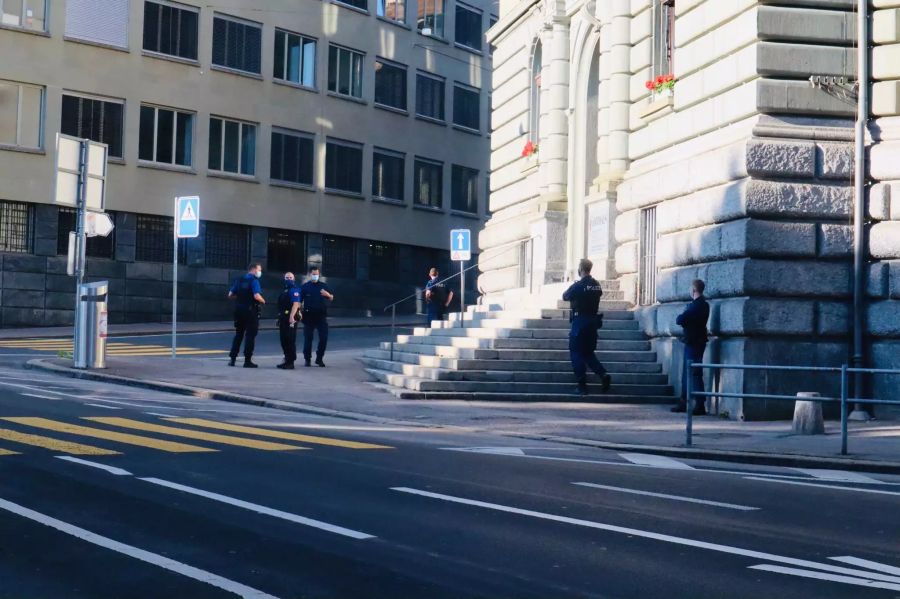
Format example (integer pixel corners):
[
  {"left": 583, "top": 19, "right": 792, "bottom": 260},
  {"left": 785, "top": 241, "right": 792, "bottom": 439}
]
[
  {"left": 0, "top": 339, "right": 224, "bottom": 356},
  {"left": 85, "top": 418, "right": 308, "bottom": 451},
  {"left": 0, "top": 447, "right": 20, "bottom": 456},
  {"left": 3, "top": 417, "right": 216, "bottom": 453},
  {"left": 0, "top": 428, "right": 120, "bottom": 456},
  {"left": 165, "top": 418, "right": 393, "bottom": 450}
]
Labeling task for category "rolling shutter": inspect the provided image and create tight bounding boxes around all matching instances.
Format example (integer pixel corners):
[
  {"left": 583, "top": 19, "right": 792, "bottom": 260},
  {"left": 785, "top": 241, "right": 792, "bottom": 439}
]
[{"left": 65, "top": 0, "right": 129, "bottom": 48}]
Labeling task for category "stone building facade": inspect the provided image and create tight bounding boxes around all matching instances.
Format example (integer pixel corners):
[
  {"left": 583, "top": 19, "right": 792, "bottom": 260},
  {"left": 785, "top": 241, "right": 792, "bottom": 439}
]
[{"left": 483, "top": 0, "right": 898, "bottom": 418}]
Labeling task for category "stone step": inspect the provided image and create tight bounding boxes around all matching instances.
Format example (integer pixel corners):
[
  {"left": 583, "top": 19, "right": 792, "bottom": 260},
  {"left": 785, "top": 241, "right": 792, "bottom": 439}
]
[
  {"left": 433, "top": 314, "right": 634, "bottom": 330},
  {"left": 418, "top": 318, "right": 640, "bottom": 336},
  {"left": 458, "top": 302, "right": 633, "bottom": 320},
  {"left": 401, "top": 327, "right": 647, "bottom": 342},
  {"left": 377, "top": 342, "right": 657, "bottom": 362},
  {"left": 362, "top": 349, "right": 664, "bottom": 372},
  {"left": 390, "top": 335, "right": 651, "bottom": 351},
  {"left": 359, "top": 357, "right": 669, "bottom": 384},
  {"left": 365, "top": 380, "right": 674, "bottom": 404}
]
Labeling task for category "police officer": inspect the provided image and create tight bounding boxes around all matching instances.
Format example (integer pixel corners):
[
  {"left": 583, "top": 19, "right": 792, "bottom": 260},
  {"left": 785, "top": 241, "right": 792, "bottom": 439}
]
[
  {"left": 672, "top": 278, "right": 710, "bottom": 415},
  {"left": 562, "top": 258, "right": 612, "bottom": 396},
  {"left": 424, "top": 267, "right": 453, "bottom": 326},
  {"left": 299, "top": 266, "right": 334, "bottom": 367},
  {"left": 227, "top": 262, "right": 266, "bottom": 368},
  {"left": 276, "top": 272, "right": 301, "bottom": 369}
]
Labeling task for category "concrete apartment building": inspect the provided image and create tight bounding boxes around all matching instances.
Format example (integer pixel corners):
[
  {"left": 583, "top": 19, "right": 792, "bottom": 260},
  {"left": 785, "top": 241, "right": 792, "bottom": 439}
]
[
  {"left": 465, "top": 0, "right": 900, "bottom": 418},
  {"left": 0, "top": 0, "right": 495, "bottom": 325}
]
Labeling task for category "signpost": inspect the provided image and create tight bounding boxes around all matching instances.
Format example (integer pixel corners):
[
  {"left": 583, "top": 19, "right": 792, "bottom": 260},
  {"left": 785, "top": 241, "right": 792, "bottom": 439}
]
[
  {"left": 172, "top": 196, "right": 200, "bottom": 357},
  {"left": 450, "top": 229, "right": 471, "bottom": 328}
]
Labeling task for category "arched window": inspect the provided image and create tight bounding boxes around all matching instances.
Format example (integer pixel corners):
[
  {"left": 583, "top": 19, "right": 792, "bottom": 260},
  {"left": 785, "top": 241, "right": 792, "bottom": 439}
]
[{"left": 529, "top": 40, "right": 542, "bottom": 143}]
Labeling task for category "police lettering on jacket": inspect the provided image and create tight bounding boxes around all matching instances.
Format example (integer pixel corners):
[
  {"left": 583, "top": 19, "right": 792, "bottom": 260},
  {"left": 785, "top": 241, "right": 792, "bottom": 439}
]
[{"left": 562, "top": 276, "right": 603, "bottom": 320}]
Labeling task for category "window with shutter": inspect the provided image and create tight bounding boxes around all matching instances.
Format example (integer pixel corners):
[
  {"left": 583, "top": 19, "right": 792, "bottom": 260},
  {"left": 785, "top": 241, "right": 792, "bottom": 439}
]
[{"left": 65, "top": 0, "right": 129, "bottom": 48}]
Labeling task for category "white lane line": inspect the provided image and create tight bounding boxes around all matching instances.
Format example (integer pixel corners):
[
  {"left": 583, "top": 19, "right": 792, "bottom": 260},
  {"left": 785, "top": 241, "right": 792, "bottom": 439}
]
[
  {"left": 146, "top": 412, "right": 180, "bottom": 417},
  {"left": 55, "top": 456, "right": 132, "bottom": 476},
  {"left": 794, "top": 469, "right": 882, "bottom": 484},
  {"left": 391, "top": 487, "right": 900, "bottom": 585},
  {"left": 85, "top": 403, "right": 122, "bottom": 410},
  {"left": 744, "top": 477, "right": 900, "bottom": 497},
  {"left": 20, "top": 393, "right": 61, "bottom": 401},
  {"left": 0, "top": 496, "right": 280, "bottom": 599},
  {"left": 573, "top": 482, "right": 758, "bottom": 511},
  {"left": 748, "top": 565, "right": 900, "bottom": 592},
  {"left": 139, "top": 478, "right": 374, "bottom": 540},
  {"left": 618, "top": 453, "right": 694, "bottom": 470},
  {"left": 830, "top": 556, "right": 900, "bottom": 577}
]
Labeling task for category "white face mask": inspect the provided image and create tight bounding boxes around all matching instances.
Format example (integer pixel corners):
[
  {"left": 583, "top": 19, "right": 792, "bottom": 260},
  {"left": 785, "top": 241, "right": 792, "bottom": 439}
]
[
  {"left": 254, "top": 270, "right": 262, "bottom": 279},
  {"left": 311, "top": 274, "right": 320, "bottom": 283},
  {"left": 430, "top": 275, "right": 438, "bottom": 280}
]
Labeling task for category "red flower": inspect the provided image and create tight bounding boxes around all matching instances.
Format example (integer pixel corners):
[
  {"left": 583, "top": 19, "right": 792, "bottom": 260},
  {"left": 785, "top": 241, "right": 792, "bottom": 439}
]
[
  {"left": 645, "top": 80, "right": 654, "bottom": 90},
  {"left": 655, "top": 75, "right": 665, "bottom": 86},
  {"left": 665, "top": 74, "right": 675, "bottom": 82},
  {"left": 522, "top": 140, "right": 535, "bottom": 157}
]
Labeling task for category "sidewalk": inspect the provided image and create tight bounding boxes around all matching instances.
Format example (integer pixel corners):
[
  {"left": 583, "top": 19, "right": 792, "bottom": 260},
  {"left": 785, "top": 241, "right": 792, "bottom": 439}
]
[
  {"left": 0, "top": 315, "right": 421, "bottom": 340},
  {"left": 27, "top": 348, "right": 900, "bottom": 472}
]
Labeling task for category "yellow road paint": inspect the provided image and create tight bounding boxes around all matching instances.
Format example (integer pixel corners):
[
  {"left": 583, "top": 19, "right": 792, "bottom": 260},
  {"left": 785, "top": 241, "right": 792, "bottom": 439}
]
[
  {"left": 165, "top": 418, "right": 392, "bottom": 450},
  {"left": 0, "top": 447, "right": 19, "bottom": 456},
  {"left": 0, "top": 428, "right": 120, "bottom": 456},
  {"left": 85, "top": 418, "right": 308, "bottom": 451},
  {"left": 3, "top": 417, "right": 216, "bottom": 453}
]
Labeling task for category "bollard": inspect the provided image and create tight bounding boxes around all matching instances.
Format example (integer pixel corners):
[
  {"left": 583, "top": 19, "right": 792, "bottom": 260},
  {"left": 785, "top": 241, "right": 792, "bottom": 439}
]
[{"left": 792, "top": 392, "right": 825, "bottom": 435}]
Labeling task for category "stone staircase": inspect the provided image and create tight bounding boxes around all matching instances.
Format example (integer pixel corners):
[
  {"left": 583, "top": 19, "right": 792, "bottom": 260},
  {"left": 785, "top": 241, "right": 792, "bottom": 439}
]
[{"left": 360, "top": 280, "right": 675, "bottom": 402}]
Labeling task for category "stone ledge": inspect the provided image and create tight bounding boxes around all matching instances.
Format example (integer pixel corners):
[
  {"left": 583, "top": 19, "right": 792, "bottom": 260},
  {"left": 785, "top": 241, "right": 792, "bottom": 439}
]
[{"left": 638, "top": 96, "right": 674, "bottom": 122}]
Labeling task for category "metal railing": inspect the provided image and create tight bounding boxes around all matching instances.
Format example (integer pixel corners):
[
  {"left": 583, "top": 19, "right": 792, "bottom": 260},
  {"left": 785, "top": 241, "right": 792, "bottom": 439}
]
[{"left": 685, "top": 362, "right": 900, "bottom": 455}]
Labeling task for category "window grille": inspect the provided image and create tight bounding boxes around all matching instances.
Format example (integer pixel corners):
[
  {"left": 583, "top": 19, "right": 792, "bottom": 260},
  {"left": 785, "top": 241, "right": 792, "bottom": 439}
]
[
  {"left": 325, "top": 139, "right": 363, "bottom": 194},
  {"left": 414, "top": 158, "right": 443, "bottom": 208},
  {"left": 368, "top": 241, "right": 397, "bottom": 281},
  {"left": 451, "top": 165, "right": 478, "bottom": 213},
  {"left": 135, "top": 214, "right": 186, "bottom": 263},
  {"left": 205, "top": 221, "right": 249, "bottom": 269},
  {"left": 639, "top": 206, "right": 658, "bottom": 306},
  {"left": 374, "top": 59, "right": 407, "bottom": 111},
  {"left": 322, "top": 235, "right": 356, "bottom": 279},
  {"left": 270, "top": 129, "right": 314, "bottom": 186},
  {"left": 0, "top": 200, "right": 31, "bottom": 253},
  {"left": 452, "top": 84, "right": 480, "bottom": 131},
  {"left": 267, "top": 229, "right": 307, "bottom": 273},
  {"left": 372, "top": 149, "right": 404, "bottom": 202},
  {"left": 57, "top": 208, "right": 114, "bottom": 259},
  {"left": 415, "top": 73, "right": 445, "bottom": 121}
]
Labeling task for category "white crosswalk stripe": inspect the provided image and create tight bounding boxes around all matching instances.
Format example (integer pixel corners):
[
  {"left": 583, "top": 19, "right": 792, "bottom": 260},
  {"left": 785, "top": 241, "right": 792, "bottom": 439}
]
[
  {"left": 793, "top": 468, "right": 882, "bottom": 484},
  {"left": 618, "top": 452, "right": 694, "bottom": 470}
]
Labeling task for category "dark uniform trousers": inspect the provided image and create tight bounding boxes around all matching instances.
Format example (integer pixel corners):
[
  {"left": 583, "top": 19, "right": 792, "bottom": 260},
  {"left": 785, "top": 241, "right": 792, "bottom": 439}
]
[
  {"left": 569, "top": 315, "right": 608, "bottom": 384},
  {"left": 302, "top": 310, "right": 328, "bottom": 362},
  {"left": 279, "top": 317, "right": 298, "bottom": 364},
  {"left": 230, "top": 306, "right": 259, "bottom": 360},
  {"left": 680, "top": 343, "right": 706, "bottom": 410}
]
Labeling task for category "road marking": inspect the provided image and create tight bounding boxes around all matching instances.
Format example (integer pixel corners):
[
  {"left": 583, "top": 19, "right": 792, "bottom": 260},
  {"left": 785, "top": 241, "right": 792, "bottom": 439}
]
[
  {"left": 391, "top": 487, "right": 900, "bottom": 585},
  {"left": 0, "top": 428, "right": 120, "bottom": 456},
  {"left": 55, "top": 456, "right": 132, "bottom": 475},
  {"left": 619, "top": 453, "right": 694, "bottom": 470},
  {"left": 85, "top": 418, "right": 308, "bottom": 451},
  {"left": 164, "top": 418, "right": 392, "bottom": 450},
  {"left": 3, "top": 418, "right": 216, "bottom": 453},
  {"left": 85, "top": 403, "right": 122, "bottom": 410},
  {"left": 146, "top": 412, "right": 179, "bottom": 417},
  {"left": 0, "top": 447, "right": 19, "bottom": 456},
  {"left": 748, "top": 565, "right": 900, "bottom": 592},
  {"left": 20, "top": 393, "right": 61, "bottom": 401},
  {"left": 744, "top": 477, "right": 900, "bottom": 497},
  {"left": 572, "top": 482, "right": 758, "bottom": 511},
  {"left": 140, "top": 477, "right": 374, "bottom": 540},
  {"left": 830, "top": 556, "right": 900, "bottom": 576},
  {"left": 794, "top": 469, "right": 882, "bottom": 484},
  {"left": 0, "top": 497, "right": 280, "bottom": 599}
]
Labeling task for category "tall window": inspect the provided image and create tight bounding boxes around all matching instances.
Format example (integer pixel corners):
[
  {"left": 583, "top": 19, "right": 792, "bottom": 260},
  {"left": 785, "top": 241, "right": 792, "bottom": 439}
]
[
  {"left": 454, "top": 3, "right": 482, "bottom": 51},
  {"left": 453, "top": 84, "right": 480, "bottom": 131},
  {"left": 372, "top": 149, "right": 404, "bottom": 202},
  {"left": 65, "top": 0, "right": 128, "bottom": 48},
  {"left": 205, "top": 221, "right": 249, "bottom": 269},
  {"left": 1, "top": 0, "right": 46, "bottom": 32},
  {"left": 451, "top": 165, "right": 478, "bottom": 213},
  {"left": 328, "top": 45, "right": 364, "bottom": 99},
  {"left": 639, "top": 206, "right": 658, "bottom": 306},
  {"left": 377, "top": 0, "right": 404, "bottom": 23},
  {"left": 652, "top": 0, "right": 675, "bottom": 79},
  {"left": 0, "top": 200, "right": 31, "bottom": 253},
  {"left": 325, "top": 139, "right": 363, "bottom": 194},
  {"left": 267, "top": 229, "right": 307, "bottom": 273},
  {"left": 208, "top": 116, "right": 256, "bottom": 176},
  {"left": 143, "top": 1, "right": 199, "bottom": 61},
  {"left": 135, "top": 214, "right": 185, "bottom": 263},
  {"left": 414, "top": 159, "right": 442, "bottom": 209},
  {"left": 374, "top": 59, "right": 407, "bottom": 110},
  {"left": 417, "top": 0, "right": 443, "bottom": 36},
  {"left": 60, "top": 94, "right": 124, "bottom": 158},
  {"left": 336, "top": 0, "right": 367, "bottom": 11},
  {"left": 212, "top": 14, "right": 262, "bottom": 74},
  {"left": 57, "top": 208, "right": 115, "bottom": 259},
  {"left": 416, "top": 73, "right": 444, "bottom": 121},
  {"left": 274, "top": 29, "right": 316, "bottom": 88},
  {"left": 368, "top": 241, "right": 397, "bottom": 281},
  {"left": 270, "top": 128, "right": 314, "bottom": 187},
  {"left": 0, "top": 80, "right": 43, "bottom": 150},
  {"left": 322, "top": 235, "right": 356, "bottom": 278},
  {"left": 529, "top": 41, "right": 542, "bottom": 143},
  {"left": 139, "top": 105, "right": 193, "bottom": 167}
]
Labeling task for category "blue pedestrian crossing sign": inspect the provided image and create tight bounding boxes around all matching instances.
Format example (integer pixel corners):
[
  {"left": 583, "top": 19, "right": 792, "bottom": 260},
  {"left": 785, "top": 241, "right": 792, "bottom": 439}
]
[
  {"left": 450, "top": 228, "right": 471, "bottom": 261},
  {"left": 175, "top": 196, "right": 200, "bottom": 238}
]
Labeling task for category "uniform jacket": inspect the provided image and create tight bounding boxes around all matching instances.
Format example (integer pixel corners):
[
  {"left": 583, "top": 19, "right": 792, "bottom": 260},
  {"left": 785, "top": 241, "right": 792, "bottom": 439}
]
[
  {"left": 563, "top": 276, "right": 603, "bottom": 334},
  {"left": 277, "top": 283, "right": 301, "bottom": 320},
  {"left": 230, "top": 273, "right": 261, "bottom": 309},
  {"left": 300, "top": 281, "right": 333, "bottom": 313},
  {"left": 676, "top": 296, "right": 710, "bottom": 346}
]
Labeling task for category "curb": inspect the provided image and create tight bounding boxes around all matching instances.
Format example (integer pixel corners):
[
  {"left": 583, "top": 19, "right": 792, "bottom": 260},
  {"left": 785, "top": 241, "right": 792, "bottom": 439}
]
[{"left": 25, "top": 358, "right": 900, "bottom": 475}]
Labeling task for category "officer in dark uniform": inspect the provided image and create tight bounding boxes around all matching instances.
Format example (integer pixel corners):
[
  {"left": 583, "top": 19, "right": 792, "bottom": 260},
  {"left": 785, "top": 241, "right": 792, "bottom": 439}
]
[
  {"left": 562, "top": 258, "right": 612, "bottom": 396},
  {"left": 276, "top": 272, "right": 301, "bottom": 369},
  {"left": 673, "top": 278, "right": 711, "bottom": 415},
  {"left": 299, "top": 266, "right": 334, "bottom": 367},
  {"left": 227, "top": 262, "right": 266, "bottom": 368},
  {"left": 424, "top": 267, "right": 453, "bottom": 326}
]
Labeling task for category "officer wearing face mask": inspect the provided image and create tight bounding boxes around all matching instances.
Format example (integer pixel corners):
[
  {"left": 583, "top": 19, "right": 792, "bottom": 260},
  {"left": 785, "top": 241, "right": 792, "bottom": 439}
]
[
  {"left": 562, "top": 258, "right": 611, "bottom": 395},
  {"left": 227, "top": 262, "right": 266, "bottom": 368},
  {"left": 424, "top": 267, "right": 453, "bottom": 326},
  {"left": 276, "top": 272, "right": 301, "bottom": 369},
  {"left": 299, "top": 266, "right": 334, "bottom": 367}
]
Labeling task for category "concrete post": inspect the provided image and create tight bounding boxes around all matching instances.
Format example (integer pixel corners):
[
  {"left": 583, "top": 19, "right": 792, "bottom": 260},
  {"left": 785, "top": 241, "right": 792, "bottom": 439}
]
[{"left": 792, "top": 392, "right": 825, "bottom": 435}]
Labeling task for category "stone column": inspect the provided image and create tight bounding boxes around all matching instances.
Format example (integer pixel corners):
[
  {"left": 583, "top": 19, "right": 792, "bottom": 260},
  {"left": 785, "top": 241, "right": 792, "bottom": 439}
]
[
  {"left": 606, "top": 0, "right": 631, "bottom": 177},
  {"left": 540, "top": 20, "right": 570, "bottom": 199}
]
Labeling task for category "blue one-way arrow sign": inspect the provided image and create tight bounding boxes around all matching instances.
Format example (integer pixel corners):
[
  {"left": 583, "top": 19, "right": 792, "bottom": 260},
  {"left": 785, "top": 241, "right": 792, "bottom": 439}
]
[
  {"left": 450, "top": 229, "right": 471, "bottom": 261},
  {"left": 175, "top": 196, "right": 200, "bottom": 238}
]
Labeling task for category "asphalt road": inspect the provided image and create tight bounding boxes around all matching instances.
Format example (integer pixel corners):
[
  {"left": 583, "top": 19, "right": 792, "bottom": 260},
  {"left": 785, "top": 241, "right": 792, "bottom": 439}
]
[{"left": 0, "top": 365, "right": 898, "bottom": 598}]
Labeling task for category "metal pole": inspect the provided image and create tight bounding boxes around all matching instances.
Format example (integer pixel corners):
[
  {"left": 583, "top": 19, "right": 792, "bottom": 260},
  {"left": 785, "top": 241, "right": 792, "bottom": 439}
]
[
  {"left": 840, "top": 363, "right": 849, "bottom": 455},
  {"left": 459, "top": 260, "right": 465, "bottom": 329},
  {"left": 390, "top": 304, "right": 396, "bottom": 362},
  {"left": 172, "top": 200, "right": 178, "bottom": 359},
  {"left": 73, "top": 139, "right": 88, "bottom": 366},
  {"left": 685, "top": 360, "right": 694, "bottom": 447},
  {"left": 850, "top": 0, "right": 871, "bottom": 421}
]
